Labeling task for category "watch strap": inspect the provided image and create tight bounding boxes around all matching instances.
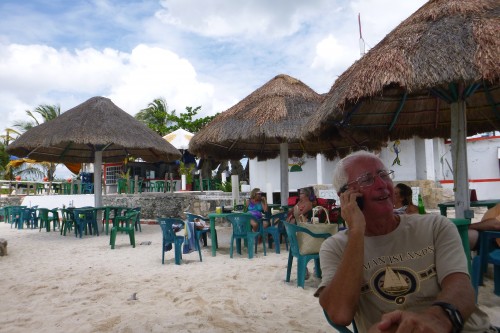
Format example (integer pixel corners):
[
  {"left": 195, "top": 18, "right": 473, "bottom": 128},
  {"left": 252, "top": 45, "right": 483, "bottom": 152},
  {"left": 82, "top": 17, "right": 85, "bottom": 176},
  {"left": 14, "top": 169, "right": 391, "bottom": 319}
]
[{"left": 432, "top": 301, "right": 464, "bottom": 333}]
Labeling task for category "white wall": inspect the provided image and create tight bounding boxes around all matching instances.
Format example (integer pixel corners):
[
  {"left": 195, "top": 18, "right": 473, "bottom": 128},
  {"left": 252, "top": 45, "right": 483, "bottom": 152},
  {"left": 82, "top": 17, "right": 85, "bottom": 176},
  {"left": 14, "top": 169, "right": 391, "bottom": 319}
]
[{"left": 248, "top": 136, "right": 499, "bottom": 200}]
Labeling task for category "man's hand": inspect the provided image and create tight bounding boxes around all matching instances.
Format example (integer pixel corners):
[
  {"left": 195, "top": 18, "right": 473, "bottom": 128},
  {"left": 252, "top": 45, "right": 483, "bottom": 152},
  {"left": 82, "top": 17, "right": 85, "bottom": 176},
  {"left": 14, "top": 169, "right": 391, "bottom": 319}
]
[{"left": 368, "top": 310, "right": 452, "bottom": 333}]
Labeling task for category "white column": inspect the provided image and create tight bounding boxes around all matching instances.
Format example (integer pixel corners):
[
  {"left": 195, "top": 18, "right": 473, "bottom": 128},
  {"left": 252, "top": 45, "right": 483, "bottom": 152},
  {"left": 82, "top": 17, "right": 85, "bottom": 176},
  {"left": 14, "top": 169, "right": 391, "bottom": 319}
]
[{"left": 280, "top": 143, "right": 289, "bottom": 207}]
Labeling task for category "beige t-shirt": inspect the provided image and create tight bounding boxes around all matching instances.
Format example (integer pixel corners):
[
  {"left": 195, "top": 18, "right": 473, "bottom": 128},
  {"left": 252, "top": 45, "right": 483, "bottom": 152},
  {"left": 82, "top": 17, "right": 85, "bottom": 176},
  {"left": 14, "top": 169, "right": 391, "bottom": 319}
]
[{"left": 317, "top": 214, "right": 492, "bottom": 333}]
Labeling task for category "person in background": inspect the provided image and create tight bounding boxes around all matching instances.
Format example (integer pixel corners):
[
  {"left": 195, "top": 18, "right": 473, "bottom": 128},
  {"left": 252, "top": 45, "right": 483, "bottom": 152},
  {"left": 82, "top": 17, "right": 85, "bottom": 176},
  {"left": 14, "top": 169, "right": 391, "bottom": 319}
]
[
  {"left": 316, "top": 150, "right": 495, "bottom": 333},
  {"left": 246, "top": 188, "right": 268, "bottom": 232},
  {"left": 286, "top": 187, "right": 315, "bottom": 223},
  {"left": 468, "top": 203, "right": 500, "bottom": 251},
  {"left": 393, "top": 183, "right": 419, "bottom": 215}
]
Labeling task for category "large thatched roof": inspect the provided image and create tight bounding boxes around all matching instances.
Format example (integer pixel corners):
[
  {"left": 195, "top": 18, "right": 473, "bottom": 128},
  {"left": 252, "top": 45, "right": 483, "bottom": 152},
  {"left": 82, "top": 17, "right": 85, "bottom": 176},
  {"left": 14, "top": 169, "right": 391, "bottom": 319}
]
[
  {"left": 189, "top": 74, "right": 384, "bottom": 160},
  {"left": 7, "top": 96, "right": 182, "bottom": 163},
  {"left": 303, "top": 0, "right": 500, "bottom": 142}
]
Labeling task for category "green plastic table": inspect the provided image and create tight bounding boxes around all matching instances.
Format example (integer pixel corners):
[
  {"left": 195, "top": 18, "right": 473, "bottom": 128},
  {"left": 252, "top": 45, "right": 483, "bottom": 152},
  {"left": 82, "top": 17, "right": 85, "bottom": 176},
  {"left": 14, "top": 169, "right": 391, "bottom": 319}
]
[{"left": 437, "top": 200, "right": 500, "bottom": 217}]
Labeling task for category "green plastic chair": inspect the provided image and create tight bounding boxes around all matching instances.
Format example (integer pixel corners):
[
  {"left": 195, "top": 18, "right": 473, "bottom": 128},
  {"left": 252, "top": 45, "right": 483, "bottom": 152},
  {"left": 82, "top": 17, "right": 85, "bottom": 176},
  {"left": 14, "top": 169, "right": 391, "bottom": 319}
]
[
  {"left": 110, "top": 210, "right": 138, "bottom": 249},
  {"left": 117, "top": 179, "right": 128, "bottom": 194},
  {"left": 155, "top": 181, "right": 165, "bottom": 193},
  {"left": 261, "top": 211, "right": 288, "bottom": 253},
  {"left": 184, "top": 212, "right": 218, "bottom": 262},
  {"left": 60, "top": 208, "right": 75, "bottom": 236},
  {"left": 283, "top": 221, "right": 330, "bottom": 288},
  {"left": 158, "top": 218, "right": 185, "bottom": 265},
  {"left": 37, "top": 208, "right": 59, "bottom": 232},
  {"left": 323, "top": 310, "right": 357, "bottom": 333},
  {"left": 226, "top": 213, "right": 263, "bottom": 259}
]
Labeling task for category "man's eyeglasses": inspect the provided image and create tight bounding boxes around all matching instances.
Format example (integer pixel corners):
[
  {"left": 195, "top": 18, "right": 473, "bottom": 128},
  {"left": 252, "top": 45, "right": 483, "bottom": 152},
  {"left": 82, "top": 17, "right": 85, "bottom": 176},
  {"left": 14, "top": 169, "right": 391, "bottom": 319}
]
[{"left": 340, "top": 170, "right": 395, "bottom": 192}]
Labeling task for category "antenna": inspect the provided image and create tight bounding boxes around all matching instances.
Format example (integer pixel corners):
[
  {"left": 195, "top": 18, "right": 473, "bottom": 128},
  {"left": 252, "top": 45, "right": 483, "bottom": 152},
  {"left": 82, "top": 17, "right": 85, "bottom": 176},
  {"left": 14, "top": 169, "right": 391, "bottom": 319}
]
[{"left": 358, "top": 13, "right": 366, "bottom": 56}]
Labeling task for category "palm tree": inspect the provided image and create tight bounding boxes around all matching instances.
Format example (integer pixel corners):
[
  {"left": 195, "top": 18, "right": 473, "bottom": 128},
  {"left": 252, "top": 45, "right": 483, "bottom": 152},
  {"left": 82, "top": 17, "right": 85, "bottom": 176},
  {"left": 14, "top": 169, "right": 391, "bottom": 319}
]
[
  {"left": 0, "top": 128, "right": 20, "bottom": 180},
  {"left": 11, "top": 104, "right": 61, "bottom": 181},
  {"left": 135, "top": 98, "right": 170, "bottom": 136}
]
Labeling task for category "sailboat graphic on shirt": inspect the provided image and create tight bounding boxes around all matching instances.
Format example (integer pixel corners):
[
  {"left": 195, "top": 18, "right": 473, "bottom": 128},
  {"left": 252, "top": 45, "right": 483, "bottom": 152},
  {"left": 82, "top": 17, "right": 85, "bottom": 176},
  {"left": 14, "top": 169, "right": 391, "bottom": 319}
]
[{"left": 382, "top": 266, "right": 410, "bottom": 295}]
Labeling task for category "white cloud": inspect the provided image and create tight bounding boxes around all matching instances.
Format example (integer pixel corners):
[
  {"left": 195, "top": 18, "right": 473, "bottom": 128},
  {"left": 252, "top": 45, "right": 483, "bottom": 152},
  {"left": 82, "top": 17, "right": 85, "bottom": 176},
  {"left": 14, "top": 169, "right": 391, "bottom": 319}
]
[
  {"left": 311, "top": 35, "right": 357, "bottom": 72},
  {"left": 0, "top": 42, "right": 216, "bottom": 127}
]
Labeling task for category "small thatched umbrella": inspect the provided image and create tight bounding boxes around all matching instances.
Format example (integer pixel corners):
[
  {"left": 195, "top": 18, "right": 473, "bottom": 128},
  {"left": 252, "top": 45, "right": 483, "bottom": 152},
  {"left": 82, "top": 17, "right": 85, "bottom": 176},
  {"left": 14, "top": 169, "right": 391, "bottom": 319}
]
[
  {"left": 190, "top": 74, "right": 384, "bottom": 206},
  {"left": 7, "top": 96, "right": 181, "bottom": 207},
  {"left": 303, "top": 0, "right": 500, "bottom": 218}
]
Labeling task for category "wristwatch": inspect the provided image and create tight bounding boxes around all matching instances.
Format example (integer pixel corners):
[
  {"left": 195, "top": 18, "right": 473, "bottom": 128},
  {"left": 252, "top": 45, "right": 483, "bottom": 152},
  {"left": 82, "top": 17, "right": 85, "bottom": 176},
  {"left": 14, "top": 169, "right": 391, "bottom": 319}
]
[{"left": 432, "top": 301, "right": 464, "bottom": 333}]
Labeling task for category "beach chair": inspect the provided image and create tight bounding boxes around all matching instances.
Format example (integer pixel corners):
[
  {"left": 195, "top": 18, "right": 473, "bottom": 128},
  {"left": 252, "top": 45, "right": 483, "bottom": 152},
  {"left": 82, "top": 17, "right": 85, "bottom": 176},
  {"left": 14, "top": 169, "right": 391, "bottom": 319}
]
[
  {"left": 110, "top": 210, "right": 138, "bottom": 249},
  {"left": 158, "top": 218, "right": 185, "bottom": 265},
  {"left": 226, "top": 213, "right": 263, "bottom": 259},
  {"left": 283, "top": 221, "right": 330, "bottom": 288}
]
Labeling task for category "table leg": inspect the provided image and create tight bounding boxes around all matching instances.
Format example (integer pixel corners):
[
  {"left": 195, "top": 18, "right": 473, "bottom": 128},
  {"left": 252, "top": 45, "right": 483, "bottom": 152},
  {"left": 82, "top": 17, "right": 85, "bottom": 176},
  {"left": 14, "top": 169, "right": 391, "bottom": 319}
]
[{"left": 210, "top": 216, "right": 216, "bottom": 257}]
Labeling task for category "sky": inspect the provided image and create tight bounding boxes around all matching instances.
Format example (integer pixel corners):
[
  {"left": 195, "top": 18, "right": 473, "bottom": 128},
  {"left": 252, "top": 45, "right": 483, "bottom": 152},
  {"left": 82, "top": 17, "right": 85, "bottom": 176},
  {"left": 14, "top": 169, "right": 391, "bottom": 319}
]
[{"left": 0, "top": 0, "right": 427, "bottom": 177}]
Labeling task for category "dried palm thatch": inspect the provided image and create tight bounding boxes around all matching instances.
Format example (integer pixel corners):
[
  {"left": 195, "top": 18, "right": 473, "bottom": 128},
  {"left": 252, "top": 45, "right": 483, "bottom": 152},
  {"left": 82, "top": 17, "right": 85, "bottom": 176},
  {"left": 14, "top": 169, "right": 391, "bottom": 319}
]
[
  {"left": 190, "top": 74, "right": 384, "bottom": 160},
  {"left": 7, "top": 96, "right": 181, "bottom": 163},
  {"left": 303, "top": 0, "right": 500, "bottom": 142}
]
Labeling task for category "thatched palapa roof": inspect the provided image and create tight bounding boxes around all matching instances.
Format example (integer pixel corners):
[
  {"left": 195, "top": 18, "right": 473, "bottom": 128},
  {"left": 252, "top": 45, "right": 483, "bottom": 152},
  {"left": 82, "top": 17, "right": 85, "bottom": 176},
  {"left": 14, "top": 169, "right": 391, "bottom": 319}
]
[
  {"left": 303, "top": 0, "right": 500, "bottom": 142},
  {"left": 7, "top": 96, "right": 181, "bottom": 163},
  {"left": 189, "top": 74, "right": 384, "bottom": 160}
]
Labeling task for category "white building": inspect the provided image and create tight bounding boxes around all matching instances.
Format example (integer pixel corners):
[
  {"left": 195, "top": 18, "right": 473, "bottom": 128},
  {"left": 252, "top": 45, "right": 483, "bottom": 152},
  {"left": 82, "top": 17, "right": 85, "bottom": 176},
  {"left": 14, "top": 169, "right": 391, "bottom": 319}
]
[{"left": 249, "top": 134, "right": 499, "bottom": 204}]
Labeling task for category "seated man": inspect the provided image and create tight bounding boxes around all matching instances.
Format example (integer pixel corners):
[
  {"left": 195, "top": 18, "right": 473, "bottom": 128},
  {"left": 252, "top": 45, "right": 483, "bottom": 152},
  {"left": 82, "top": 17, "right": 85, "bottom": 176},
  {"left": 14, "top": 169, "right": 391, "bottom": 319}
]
[
  {"left": 468, "top": 203, "right": 500, "bottom": 251},
  {"left": 315, "top": 151, "right": 496, "bottom": 333}
]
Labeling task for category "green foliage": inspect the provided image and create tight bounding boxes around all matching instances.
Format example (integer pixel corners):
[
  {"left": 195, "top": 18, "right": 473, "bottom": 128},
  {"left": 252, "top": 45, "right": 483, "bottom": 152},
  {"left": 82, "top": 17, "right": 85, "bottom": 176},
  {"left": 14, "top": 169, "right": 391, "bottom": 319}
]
[
  {"left": 135, "top": 98, "right": 218, "bottom": 136},
  {"left": 178, "top": 161, "right": 195, "bottom": 183},
  {"left": 216, "top": 181, "right": 232, "bottom": 192},
  {"left": 8, "top": 104, "right": 61, "bottom": 181}
]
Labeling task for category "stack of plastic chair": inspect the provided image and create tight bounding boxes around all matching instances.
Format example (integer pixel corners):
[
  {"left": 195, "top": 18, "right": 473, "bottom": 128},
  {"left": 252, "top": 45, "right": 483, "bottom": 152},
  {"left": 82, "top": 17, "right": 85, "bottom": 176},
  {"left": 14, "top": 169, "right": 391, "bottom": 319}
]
[
  {"left": 226, "top": 213, "right": 263, "bottom": 259},
  {"left": 9, "top": 206, "right": 26, "bottom": 229},
  {"left": 283, "top": 221, "right": 330, "bottom": 288},
  {"left": 81, "top": 183, "right": 94, "bottom": 194},
  {"left": 158, "top": 218, "right": 185, "bottom": 265},
  {"left": 154, "top": 181, "right": 165, "bottom": 193},
  {"left": 110, "top": 210, "right": 138, "bottom": 249},
  {"left": 261, "top": 211, "right": 288, "bottom": 254},
  {"left": 184, "top": 212, "right": 217, "bottom": 262}
]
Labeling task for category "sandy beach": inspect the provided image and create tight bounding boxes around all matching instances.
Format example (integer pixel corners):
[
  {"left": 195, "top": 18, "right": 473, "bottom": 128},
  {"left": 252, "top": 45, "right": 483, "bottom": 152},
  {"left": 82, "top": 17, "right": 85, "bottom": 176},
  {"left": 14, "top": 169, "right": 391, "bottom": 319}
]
[{"left": 0, "top": 215, "right": 498, "bottom": 333}]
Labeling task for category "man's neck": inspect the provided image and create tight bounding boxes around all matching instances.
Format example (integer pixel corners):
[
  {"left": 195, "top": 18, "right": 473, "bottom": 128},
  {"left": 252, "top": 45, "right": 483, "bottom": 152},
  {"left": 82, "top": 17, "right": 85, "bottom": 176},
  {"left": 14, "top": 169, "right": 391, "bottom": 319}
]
[{"left": 365, "top": 214, "right": 401, "bottom": 236}]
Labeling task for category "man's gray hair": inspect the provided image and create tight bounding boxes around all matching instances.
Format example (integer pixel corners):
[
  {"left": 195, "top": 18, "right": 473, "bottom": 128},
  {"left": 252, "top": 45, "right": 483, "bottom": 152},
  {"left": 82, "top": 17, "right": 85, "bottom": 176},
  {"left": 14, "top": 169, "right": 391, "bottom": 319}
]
[{"left": 332, "top": 150, "right": 385, "bottom": 192}]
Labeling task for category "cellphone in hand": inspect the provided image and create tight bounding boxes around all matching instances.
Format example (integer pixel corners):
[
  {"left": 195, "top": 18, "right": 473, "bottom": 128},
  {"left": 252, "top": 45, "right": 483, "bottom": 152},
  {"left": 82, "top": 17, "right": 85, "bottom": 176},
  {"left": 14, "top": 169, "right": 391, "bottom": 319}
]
[{"left": 340, "top": 185, "right": 364, "bottom": 210}]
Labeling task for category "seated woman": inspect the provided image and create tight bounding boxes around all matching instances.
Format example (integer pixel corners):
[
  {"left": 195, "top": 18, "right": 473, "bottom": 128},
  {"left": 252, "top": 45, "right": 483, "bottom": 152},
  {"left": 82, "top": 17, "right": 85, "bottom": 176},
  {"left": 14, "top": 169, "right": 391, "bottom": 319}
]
[
  {"left": 246, "top": 188, "right": 268, "bottom": 232},
  {"left": 286, "top": 187, "right": 315, "bottom": 224},
  {"left": 393, "top": 183, "right": 419, "bottom": 214},
  {"left": 468, "top": 203, "right": 500, "bottom": 251}
]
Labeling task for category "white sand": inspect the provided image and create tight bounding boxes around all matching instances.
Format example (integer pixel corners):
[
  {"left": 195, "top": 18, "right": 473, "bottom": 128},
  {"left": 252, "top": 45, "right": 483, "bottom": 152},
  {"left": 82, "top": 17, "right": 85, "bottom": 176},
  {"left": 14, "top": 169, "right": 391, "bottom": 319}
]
[{"left": 0, "top": 219, "right": 498, "bottom": 333}]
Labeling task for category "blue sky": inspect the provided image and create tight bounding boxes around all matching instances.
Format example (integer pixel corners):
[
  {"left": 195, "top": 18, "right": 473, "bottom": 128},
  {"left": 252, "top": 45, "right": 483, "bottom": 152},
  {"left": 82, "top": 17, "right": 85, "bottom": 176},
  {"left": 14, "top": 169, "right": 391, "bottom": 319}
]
[{"left": 1, "top": 0, "right": 426, "bottom": 131}]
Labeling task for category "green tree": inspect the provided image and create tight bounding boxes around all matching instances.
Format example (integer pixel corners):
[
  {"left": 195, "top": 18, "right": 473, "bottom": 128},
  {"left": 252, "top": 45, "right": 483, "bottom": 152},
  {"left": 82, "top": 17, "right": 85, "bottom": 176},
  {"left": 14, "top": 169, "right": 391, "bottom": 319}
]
[
  {"left": 135, "top": 98, "right": 217, "bottom": 135},
  {"left": 11, "top": 104, "right": 61, "bottom": 181},
  {"left": 0, "top": 128, "right": 21, "bottom": 179},
  {"left": 135, "top": 98, "right": 170, "bottom": 136}
]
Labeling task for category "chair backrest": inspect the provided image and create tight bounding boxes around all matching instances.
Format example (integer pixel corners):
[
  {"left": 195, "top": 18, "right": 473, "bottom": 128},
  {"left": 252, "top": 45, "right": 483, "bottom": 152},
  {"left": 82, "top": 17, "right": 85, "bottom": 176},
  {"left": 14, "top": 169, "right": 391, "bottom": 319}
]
[
  {"left": 61, "top": 208, "right": 74, "bottom": 222},
  {"left": 269, "top": 212, "right": 287, "bottom": 226},
  {"left": 131, "top": 207, "right": 141, "bottom": 220},
  {"left": 158, "top": 218, "right": 184, "bottom": 243},
  {"left": 225, "top": 213, "right": 253, "bottom": 237},
  {"left": 184, "top": 212, "right": 207, "bottom": 222}
]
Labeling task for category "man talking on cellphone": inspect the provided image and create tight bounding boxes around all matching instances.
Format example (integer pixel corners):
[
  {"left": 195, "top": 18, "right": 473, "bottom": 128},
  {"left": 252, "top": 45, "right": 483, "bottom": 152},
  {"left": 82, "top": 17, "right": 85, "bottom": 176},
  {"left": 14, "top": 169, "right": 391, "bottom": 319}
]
[{"left": 315, "top": 151, "right": 497, "bottom": 333}]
